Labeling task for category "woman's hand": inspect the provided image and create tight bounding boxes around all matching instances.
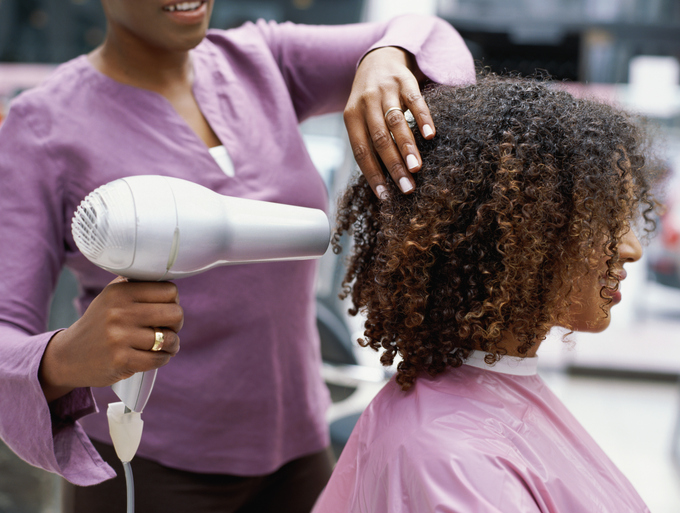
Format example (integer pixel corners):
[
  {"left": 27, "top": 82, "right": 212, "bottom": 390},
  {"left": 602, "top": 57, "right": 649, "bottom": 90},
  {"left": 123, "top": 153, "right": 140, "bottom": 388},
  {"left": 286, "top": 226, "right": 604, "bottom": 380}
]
[
  {"left": 344, "top": 46, "right": 435, "bottom": 199},
  {"left": 39, "top": 277, "right": 183, "bottom": 403}
]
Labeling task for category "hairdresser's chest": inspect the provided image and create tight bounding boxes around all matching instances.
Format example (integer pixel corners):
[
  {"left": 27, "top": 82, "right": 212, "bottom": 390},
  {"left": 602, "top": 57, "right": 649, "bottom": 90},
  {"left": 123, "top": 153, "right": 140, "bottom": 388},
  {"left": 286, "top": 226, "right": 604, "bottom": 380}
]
[
  {"left": 66, "top": 68, "right": 327, "bottom": 224},
  {"left": 189, "top": 70, "right": 327, "bottom": 212}
]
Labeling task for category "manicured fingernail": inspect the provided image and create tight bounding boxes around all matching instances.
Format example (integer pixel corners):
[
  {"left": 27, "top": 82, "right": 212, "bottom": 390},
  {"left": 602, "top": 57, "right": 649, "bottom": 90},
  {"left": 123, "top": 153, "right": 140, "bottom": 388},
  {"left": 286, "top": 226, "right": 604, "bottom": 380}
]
[
  {"left": 406, "top": 154, "right": 419, "bottom": 170},
  {"left": 399, "top": 177, "right": 414, "bottom": 193},
  {"left": 422, "top": 124, "right": 434, "bottom": 138},
  {"left": 376, "top": 185, "right": 389, "bottom": 200}
]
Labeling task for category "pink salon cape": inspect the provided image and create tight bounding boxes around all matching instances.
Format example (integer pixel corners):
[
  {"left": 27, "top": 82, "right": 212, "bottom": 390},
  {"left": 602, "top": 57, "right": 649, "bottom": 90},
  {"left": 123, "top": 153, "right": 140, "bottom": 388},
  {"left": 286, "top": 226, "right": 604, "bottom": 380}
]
[{"left": 313, "top": 351, "right": 650, "bottom": 512}]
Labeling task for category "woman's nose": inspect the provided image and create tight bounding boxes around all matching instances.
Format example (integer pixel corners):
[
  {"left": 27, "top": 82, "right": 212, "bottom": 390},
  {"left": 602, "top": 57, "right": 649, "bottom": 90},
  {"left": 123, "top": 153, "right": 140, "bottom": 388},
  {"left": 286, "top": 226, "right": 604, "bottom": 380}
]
[{"left": 620, "top": 227, "right": 643, "bottom": 263}]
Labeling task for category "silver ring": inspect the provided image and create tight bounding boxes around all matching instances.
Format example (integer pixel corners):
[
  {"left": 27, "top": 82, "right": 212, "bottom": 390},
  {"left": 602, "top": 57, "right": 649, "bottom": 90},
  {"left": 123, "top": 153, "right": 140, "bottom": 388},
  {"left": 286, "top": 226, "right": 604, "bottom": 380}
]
[
  {"left": 384, "top": 106, "right": 403, "bottom": 121},
  {"left": 151, "top": 330, "right": 164, "bottom": 352}
]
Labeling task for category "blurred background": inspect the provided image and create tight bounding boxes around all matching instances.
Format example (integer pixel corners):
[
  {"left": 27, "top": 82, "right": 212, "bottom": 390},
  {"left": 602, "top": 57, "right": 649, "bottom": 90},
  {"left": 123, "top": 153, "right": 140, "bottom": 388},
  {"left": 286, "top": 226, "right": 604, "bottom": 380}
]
[{"left": 1, "top": 0, "right": 679, "bottom": 511}]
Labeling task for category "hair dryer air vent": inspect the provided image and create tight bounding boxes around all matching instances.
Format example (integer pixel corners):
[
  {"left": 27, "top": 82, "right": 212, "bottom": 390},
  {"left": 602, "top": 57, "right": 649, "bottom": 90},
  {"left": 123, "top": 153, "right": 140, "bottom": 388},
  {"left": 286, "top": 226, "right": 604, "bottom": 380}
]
[{"left": 72, "top": 180, "right": 138, "bottom": 271}]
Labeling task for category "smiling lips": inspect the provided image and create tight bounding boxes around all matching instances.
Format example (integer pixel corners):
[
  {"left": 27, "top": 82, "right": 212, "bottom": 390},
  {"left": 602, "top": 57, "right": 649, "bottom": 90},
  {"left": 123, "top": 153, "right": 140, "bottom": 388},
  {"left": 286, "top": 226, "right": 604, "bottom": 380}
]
[
  {"left": 601, "top": 269, "right": 627, "bottom": 303},
  {"left": 162, "top": 1, "right": 205, "bottom": 12}
]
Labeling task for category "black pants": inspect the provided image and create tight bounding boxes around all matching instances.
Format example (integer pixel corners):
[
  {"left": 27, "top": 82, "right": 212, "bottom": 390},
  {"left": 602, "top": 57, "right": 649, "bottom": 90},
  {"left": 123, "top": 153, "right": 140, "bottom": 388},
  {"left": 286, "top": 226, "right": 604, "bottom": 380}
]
[{"left": 67, "top": 439, "right": 334, "bottom": 513}]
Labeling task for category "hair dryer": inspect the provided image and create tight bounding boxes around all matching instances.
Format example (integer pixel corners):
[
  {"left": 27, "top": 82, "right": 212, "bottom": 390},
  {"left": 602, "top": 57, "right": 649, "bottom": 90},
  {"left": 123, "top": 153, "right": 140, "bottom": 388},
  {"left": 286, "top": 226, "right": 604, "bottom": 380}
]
[{"left": 71, "top": 174, "right": 330, "bottom": 412}]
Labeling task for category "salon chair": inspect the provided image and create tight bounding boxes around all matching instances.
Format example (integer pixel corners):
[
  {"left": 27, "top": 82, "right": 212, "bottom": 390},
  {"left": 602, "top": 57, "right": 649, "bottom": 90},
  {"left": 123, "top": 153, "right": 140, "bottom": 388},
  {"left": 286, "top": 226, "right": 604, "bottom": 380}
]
[
  {"left": 673, "top": 377, "right": 680, "bottom": 467},
  {"left": 316, "top": 298, "right": 390, "bottom": 459}
]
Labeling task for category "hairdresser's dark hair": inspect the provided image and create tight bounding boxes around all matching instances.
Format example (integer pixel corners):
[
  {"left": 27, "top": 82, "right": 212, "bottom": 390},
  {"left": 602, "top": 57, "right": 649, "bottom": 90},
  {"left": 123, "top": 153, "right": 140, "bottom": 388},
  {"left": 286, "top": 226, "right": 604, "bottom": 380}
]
[{"left": 334, "top": 74, "right": 663, "bottom": 390}]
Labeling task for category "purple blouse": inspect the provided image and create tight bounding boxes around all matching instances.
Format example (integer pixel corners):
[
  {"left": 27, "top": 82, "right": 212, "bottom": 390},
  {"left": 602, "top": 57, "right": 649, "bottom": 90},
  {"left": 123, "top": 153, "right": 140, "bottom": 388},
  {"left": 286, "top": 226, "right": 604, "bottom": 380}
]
[{"left": 0, "top": 16, "right": 474, "bottom": 485}]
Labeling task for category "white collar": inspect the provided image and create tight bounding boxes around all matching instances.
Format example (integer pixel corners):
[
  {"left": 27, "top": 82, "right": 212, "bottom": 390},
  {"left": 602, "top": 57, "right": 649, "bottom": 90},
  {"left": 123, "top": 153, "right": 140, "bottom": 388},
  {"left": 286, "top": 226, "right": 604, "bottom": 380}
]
[{"left": 463, "top": 350, "right": 538, "bottom": 376}]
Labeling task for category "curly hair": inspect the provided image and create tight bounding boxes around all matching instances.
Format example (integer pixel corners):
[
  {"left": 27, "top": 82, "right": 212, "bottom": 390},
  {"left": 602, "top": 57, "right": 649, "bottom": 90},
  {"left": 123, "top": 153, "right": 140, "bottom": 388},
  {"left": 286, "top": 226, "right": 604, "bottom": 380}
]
[{"left": 333, "top": 74, "right": 663, "bottom": 390}]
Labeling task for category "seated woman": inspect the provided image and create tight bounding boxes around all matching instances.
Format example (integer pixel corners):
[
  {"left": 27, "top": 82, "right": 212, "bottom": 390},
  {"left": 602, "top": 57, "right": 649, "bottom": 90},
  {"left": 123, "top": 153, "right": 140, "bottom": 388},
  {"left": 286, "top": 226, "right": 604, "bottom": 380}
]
[{"left": 313, "top": 76, "right": 662, "bottom": 512}]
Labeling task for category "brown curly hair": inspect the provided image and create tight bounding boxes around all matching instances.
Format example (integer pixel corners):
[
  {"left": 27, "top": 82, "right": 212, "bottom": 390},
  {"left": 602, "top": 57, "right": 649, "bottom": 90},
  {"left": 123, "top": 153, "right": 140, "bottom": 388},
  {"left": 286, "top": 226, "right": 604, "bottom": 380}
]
[{"left": 333, "top": 75, "right": 663, "bottom": 390}]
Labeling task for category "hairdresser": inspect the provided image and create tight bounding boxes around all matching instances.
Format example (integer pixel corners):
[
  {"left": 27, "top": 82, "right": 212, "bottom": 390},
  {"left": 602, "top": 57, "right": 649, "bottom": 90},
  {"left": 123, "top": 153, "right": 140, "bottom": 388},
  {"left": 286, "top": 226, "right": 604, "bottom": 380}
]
[{"left": 0, "top": 1, "right": 473, "bottom": 511}]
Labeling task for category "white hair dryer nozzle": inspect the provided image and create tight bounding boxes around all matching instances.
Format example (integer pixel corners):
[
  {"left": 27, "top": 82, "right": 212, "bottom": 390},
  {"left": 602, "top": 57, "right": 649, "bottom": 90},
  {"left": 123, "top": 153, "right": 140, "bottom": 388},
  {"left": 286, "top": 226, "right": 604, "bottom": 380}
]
[{"left": 72, "top": 175, "right": 331, "bottom": 281}]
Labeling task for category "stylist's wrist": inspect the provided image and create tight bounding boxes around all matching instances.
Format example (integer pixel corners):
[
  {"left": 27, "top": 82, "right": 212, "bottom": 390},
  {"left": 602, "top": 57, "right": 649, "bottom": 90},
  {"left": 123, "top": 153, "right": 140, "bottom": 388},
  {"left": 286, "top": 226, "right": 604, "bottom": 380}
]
[
  {"left": 39, "top": 330, "right": 76, "bottom": 403},
  {"left": 362, "top": 46, "right": 425, "bottom": 83}
]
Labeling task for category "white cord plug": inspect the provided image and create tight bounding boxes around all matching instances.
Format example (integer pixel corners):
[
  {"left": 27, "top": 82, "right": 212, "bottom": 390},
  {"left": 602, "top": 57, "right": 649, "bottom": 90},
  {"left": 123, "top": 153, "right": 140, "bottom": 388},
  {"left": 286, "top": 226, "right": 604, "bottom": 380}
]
[
  {"left": 108, "top": 402, "right": 144, "bottom": 513},
  {"left": 107, "top": 402, "right": 144, "bottom": 462}
]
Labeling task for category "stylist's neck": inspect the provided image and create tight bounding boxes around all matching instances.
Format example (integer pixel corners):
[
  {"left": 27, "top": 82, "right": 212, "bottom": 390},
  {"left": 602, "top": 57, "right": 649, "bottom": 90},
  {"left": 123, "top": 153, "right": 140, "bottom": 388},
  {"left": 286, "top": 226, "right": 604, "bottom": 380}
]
[{"left": 89, "top": 28, "right": 194, "bottom": 93}]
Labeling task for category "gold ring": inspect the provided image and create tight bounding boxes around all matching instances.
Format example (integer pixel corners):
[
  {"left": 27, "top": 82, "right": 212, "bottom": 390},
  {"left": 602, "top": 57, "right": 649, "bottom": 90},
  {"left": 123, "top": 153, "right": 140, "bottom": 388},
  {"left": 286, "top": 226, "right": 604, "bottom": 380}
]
[
  {"left": 384, "top": 106, "right": 403, "bottom": 121},
  {"left": 151, "top": 330, "right": 164, "bottom": 352}
]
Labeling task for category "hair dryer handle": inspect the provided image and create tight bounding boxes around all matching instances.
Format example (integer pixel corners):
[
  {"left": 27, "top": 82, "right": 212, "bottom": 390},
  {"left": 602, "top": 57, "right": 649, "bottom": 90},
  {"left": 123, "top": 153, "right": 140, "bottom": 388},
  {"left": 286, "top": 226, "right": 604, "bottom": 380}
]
[{"left": 111, "top": 368, "right": 158, "bottom": 413}]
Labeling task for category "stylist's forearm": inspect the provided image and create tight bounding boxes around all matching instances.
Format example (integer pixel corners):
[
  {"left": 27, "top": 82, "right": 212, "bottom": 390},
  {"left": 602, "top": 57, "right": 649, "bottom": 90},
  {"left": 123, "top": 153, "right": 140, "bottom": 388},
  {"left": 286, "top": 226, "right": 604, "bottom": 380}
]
[{"left": 39, "top": 330, "right": 75, "bottom": 403}]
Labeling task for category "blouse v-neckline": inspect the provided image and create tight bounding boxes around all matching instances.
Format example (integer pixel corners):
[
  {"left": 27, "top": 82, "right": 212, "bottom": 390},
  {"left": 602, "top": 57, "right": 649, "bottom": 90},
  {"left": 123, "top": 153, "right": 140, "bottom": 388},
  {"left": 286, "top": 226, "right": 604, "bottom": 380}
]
[
  {"left": 79, "top": 53, "right": 223, "bottom": 149},
  {"left": 79, "top": 52, "right": 236, "bottom": 177}
]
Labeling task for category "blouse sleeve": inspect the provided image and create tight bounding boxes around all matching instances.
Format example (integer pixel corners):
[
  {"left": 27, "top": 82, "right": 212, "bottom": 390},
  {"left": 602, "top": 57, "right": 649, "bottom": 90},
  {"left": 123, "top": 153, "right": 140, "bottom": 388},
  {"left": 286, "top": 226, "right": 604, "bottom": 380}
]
[
  {"left": 253, "top": 14, "right": 475, "bottom": 121},
  {"left": 0, "top": 98, "right": 115, "bottom": 485}
]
